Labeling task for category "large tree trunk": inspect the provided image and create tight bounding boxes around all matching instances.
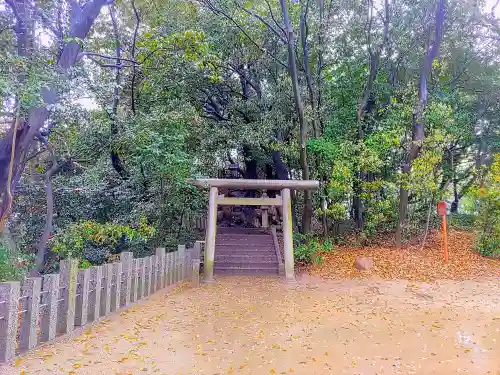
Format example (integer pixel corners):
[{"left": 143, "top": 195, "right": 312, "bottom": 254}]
[
  {"left": 0, "top": 0, "right": 111, "bottom": 230},
  {"left": 109, "top": 5, "right": 128, "bottom": 179},
  {"left": 353, "top": 0, "right": 389, "bottom": 231},
  {"left": 300, "top": 2, "right": 318, "bottom": 138},
  {"left": 280, "top": 0, "right": 312, "bottom": 234},
  {"left": 395, "top": 0, "right": 446, "bottom": 247},
  {"left": 316, "top": 0, "right": 325, "bottom": 133},
  {"left": 271, "top": 150, "right": 290, "bottom": 180}
]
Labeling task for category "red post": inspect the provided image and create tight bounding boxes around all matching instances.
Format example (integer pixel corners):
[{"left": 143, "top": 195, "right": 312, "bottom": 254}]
[
  {"left": 442, "top": 215, "right": 448, "bottom": 264},
  {"left": 437, "top": 201, "right": 448, "bottom": 264}
]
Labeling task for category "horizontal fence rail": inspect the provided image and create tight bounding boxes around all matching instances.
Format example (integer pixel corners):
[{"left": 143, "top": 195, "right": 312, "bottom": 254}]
[{"left": 0, "top": 242, "right": 203, "bottom": 362}]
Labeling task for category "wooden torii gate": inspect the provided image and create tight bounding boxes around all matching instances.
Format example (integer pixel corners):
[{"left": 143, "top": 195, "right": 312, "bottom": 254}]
[{"left": 193, "top": 179, "right": 319, "bottom": 282}]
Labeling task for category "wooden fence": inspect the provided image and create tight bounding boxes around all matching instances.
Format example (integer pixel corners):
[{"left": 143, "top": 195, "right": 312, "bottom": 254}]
[{"left": 0, "top": 241, "right": 204, "bottom": 362}]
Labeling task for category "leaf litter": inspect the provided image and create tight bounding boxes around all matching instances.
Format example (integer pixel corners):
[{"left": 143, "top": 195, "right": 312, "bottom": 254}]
[{"left": 309, "top": 230, "right": 499, "bottom": 282}]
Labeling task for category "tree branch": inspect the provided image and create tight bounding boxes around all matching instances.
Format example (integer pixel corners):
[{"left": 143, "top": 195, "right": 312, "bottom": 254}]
[
  {"left": 31, "top": 135, "right": 63, "bottom": 276},
  {"left": 235, "top": 1, "right": 286, "bottom": 42},
  {"left": 77, "top": 51, "right": 139, "bottom": 65},
  {"left": 130, "top": 0, "right": 140, "bottom": 115},
  {"left": 4, "top": 0, "right": 21, "bottom": 23},
  {"left": 492, "top": 0, "right": 499, "bottom": 18},
  {"left": 86, "top": 55, "right": 138, "bottom": 68},
  {"left": 33, "top": 5, "right": 61, "bottom": 38},
  {"left": 198, "top": 0, "right": 287, "bottom": 69},
  {"left": 264, "top": 0, "right": 286, "bottom": 35}
]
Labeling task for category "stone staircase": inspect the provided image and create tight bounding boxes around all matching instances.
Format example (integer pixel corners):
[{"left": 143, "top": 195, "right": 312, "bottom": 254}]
[{"left": 214, "top": 227, "right": 280, "bottom": 275}]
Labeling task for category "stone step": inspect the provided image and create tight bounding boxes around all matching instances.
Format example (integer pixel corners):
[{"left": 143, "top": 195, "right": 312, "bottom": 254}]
[
  {"left": 216, "top": 249, "right": 275, "bottom": 256},
  {"left": 215, "top": 254, "right": 278, "bottom": 262},
  {"left": 217, "top": 227, "right": 270, "bottom": 234},
  {"left": 216, "top": 235, "right": 274, "bottom": 241},
  {"left": 216, "top": 259, "right": 278, "bottom": 266},
  {"left": 214, "top": 266, "right": 279, "bottom": 275},
  {"left": 217, "top": 232, "right": 271, "bottom": 238},
  {"left": 215, "top": 242, "right": 274, "bottom": 248},
  {"left": 215, "top": 269, "right": 279, "bottom": 275},
  {"left": 215, "top": 261, "right": 278, "bottom": 268},
  {"left": 213, "top": 229, "right": 279, "bottom": 276},
  {"left": 216, "top": 238, "right": 273, "bottom": 244}
]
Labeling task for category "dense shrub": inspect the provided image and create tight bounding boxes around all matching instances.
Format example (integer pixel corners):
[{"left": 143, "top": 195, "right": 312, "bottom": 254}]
[
  {"left": 448, "top": 214, "right": 476, "bottom": 231},
  {"left": 473, "top": 156, "right": 499, "bottom": 258},
  {"left": 0, "top": 241, "right": 29, "bottom": 281},
  {"left": 51, "top": 219, "right": 155, "bottom": 264},
  {"left": 294, "top": 234, "right": 334, "bottom": 264}
]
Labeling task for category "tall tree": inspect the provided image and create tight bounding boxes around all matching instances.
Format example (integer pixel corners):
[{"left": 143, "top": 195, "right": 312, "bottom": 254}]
[
  {"left": 0, "top": 0, "right": 111, "bottom": 229},
  {"left": 280, "top": 0, "right": 313, "bottom": 233},
  {"left": 395, "top": 0, "right": 446, "bottom": 247}
]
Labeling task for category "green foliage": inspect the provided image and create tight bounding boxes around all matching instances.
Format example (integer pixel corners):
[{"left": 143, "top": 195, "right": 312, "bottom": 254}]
[
  {"left": 2, "top": 0, "right": 499, "bottom": 270},
  {"left": 472, "top": 156, "right": 500, "bottom": 258},
  {"left": 51, "top": 219, "right": 155, "bottom": 264},
  {"left": 293, "top": 234, "right": 335, "bottom": 264},
  {"left": 0, "top": 241, "right": 29, "bottom": 282},
  {"left": 448, "top": 214, "right": 476, "bottom": 231}
]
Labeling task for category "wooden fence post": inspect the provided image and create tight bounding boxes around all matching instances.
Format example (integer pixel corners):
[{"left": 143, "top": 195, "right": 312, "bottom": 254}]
[
  {"left": 0, "top": 282, "right": 20, "bottom": 362},
  {"left": 101, "top": 264, "right": 113, "bottom": 317},
  {"left": 150, "top": 255, "right": 157, "bottom": 294},
  {"left": 139, "top": 258, "right": 147, "bottom": 299},
  {"left": 111, "top": 262, "right": 122, "bottom": 312},
  {"left": 162, "top": 251, "right": 168, "bottom": 288},
  {"left": 120, "top": 252, "right": 133, "bottom": 307},
  {"left": 173, "top": 250, "right": 180, "bottom": 283},
  {"left": 186, "top": 247, "right": 193, "bottom": 281},
  {"left": 191, "top": 258, "right": 200, "bottom": 287},
  {"left": 178, "top": 245, "right": 186, "bottom": 281},
  {"left": 40, "top": 274, "right": 59, "bottom": 343},
  {"left": 88, "top": 266, "right": 102, "bottom": 322},
  {"left": 194, "top": 241, "right": 202, "bottom": 259},
  {"left": 131, "top": 259, "right": 139, "bottom": 302},
  {"left": 58, "top": 259, "right": 78, "bottom": 334},
  {"left": 19, "top": 277, "right": 41, "bottom": 351},
  {"left": 145, "top": 257, "right": 152, "bottom": 297},
  {"left": 75, "top": 269, "right": 90, "bottom": 327},
  {"left": 156, "top": 248, "right": 166, "bottom": 289},
  {"left": 167, "top": 252, "right": 173, "bottom": 286}
]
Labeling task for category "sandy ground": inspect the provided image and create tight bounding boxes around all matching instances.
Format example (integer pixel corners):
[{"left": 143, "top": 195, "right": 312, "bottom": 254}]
[{"left": 2, "top": 275, "right": 500, "bottom": 375}]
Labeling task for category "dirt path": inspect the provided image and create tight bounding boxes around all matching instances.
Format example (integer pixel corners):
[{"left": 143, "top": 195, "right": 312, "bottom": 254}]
[{"left": 3, "top": 276, "right": 500, "bottom": 375}]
